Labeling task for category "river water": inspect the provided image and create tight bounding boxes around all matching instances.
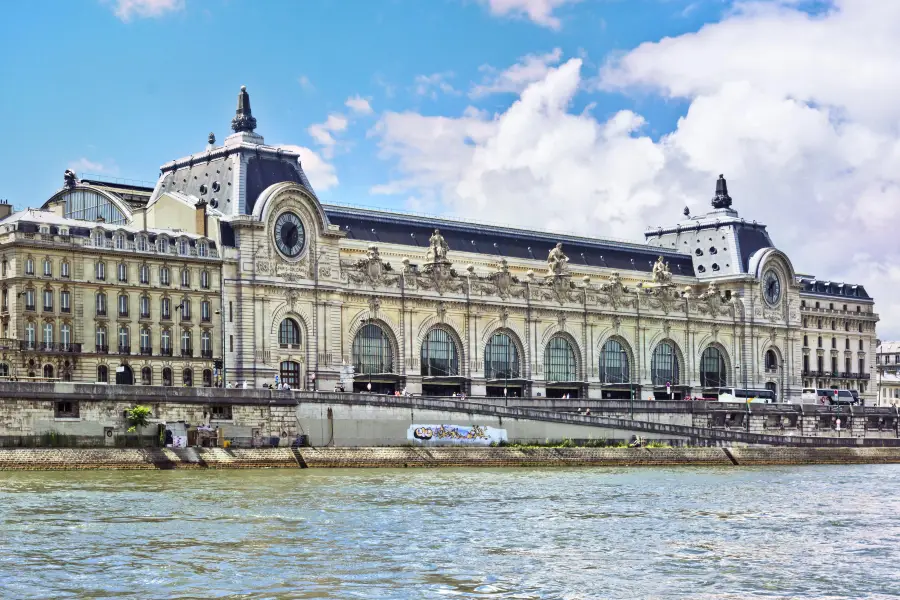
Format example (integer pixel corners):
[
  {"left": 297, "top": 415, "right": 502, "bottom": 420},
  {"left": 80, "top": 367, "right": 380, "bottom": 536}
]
[{"left": 1, "top": 465, "right": 898, "bottom": 599}]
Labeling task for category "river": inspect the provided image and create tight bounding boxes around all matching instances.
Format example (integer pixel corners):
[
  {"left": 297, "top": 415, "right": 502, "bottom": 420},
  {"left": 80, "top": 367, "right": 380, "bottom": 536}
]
[{"left": 1, "top": 465, "right": 898, "bottom": 599}]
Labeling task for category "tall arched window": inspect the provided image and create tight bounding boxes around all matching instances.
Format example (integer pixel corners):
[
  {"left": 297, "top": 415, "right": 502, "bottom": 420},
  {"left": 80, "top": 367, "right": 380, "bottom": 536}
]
[
  {"left": 544, "top": 336, "right": 577, "bottom": 382},
  {"left": 700, "top": 346, "right": 727, "bottom": 388},
  {"left": 97, "top": 365, "right": 108, "bottom": 383},
  {"left": 352, "top": 323, "right": 393, "bottom": 374},
  {"left": 162, "top": 367, "right": 173, "bottom": 386},
  {"left": 765, "top": 349, "right": 778, "bottom": 371},
  {"left": 43, "top": 364, "right": 54, "bottom": 379},
  {"left": 485, "top": 332, "right": 519, "bottom": 379},
  {"left": 182, "top": 368, "right": 193, "bottom": 387},
  {"left": 599, "top": 339, "right": 629, "bottom": 383},
  {"left": 421, "top": 328, "right": 459, "bottom": 376},
  {"left": 202, "top": 369, "right": 213, "bottom": 387},
  {"left": 279, "top": 318, "right": 301, "bottom": 348},
  {"left": 651, "top": 341, "right": 680, "bottom": 385},
  {"left": 141, "top": 367, "right": 152, "bottom": 385}
]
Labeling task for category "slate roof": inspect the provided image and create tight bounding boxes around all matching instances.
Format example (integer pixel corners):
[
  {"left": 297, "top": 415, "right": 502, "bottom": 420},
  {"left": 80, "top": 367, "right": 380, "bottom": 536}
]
[
  {"left": 322, "top": 205, "right": 695, "bottom": 276},
  {"left": 797, "top": 277, "right": 871, "bottom": 300}
]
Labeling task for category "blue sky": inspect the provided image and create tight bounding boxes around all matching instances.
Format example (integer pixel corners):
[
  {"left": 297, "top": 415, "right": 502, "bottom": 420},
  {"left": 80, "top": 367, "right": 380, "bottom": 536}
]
[
  {"left": 0, "top": 0, "right": 713, "bottom": 209},
  {"left": 2, "top": 0, "right": 900, "bottom": 335}
]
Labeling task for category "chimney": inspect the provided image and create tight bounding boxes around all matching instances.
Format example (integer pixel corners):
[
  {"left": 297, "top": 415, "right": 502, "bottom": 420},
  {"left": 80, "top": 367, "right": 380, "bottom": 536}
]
[
  {"left": 195, "top": 199, "right": 208, "bottom": 237},
  {"left": 0, "top": 203, "right": 13, "bottom": 220}
]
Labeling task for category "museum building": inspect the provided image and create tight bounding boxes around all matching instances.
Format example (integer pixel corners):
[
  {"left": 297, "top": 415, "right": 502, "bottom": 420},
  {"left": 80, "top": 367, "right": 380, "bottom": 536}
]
[{"left": 0, "top": 87, "right": 879, "bottom": 402}]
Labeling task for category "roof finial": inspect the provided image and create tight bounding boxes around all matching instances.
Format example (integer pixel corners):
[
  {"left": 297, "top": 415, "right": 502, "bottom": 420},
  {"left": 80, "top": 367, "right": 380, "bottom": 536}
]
[
  {"left": 231, "top": 85, "right": 257, "bottom": 133},
  {"left": 711, "top": 173, "right": 732, "bottom": 209}
]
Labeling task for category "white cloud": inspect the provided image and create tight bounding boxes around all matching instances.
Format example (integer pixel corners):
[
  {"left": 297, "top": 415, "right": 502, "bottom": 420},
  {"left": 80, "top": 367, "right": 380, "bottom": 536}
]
[
  {"left": 413, "top": 72, "right": 459, "bottom": 99},
  {"left": 298, "top": 75, "right": 315, "bottom": 91},
  {"left": 345, "top": 95, "right": 374, "bottom": 115},
  {"left": 307, "top": 114, "right": 349, "bottom": 158},
  {"left": 471, "top": 48, "right": 563, "bottom": 98},
  {"left": 276, "top": 145, "right": 339, "bottom": 192},
  {"left": 481, "top": 0, "right": 579, "bottom": 29},
  {"left": 68, "top": 158, "right": 118, "bottom": 176},
  {"left": 371, "top": 2, "right": 900, "bottom": 338},
  {"left": 107, "top": 0, "right": 184, "bottom": 22}
]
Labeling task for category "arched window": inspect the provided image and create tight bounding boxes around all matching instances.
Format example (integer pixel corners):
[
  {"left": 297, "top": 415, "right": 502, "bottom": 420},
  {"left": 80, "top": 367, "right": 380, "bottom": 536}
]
[
  {"left": 700, "top": 346, "right": 727, "bottom": 388},
  {"left": 118, "top": 293, "right": 129, "bottom": 317},
  {"left": 198, "top": 241, "right": 208, "bottom": 258},
  {"left": 651, "top": 341, "right": 680, "bottom": 386},
  {"left": 485, "top": 332, "right": 519, "bottom": 379},
  {"left": 201, "top": 330, "right": 212, "bottom": 357},
  {"left": 140, "top": 327, "right": 151, "bottom": 353},
  {"left": 43, "top": 364, "right": 54, "bottom": 379},
  {"left": 96, "top": 291, "right": 107, "bottom": 316},
  {"left": 25, "top": 322, "right": 36, "bottom": 347},
  {"left": 137, "top": 235, "right": 148, "bottom": 252},
  {"left": 200, "top": 270, "right": 210, "bottom": 289},
  {"left": 118, "top": 326, "right": 129, "bottom": 351},
  {"left": 182, "top": 368, "right": 193, "bottom": 387},
  {"left": 95, "top": 325, "right": 107, "bottom": 351},
  {"left": 141, "top": 366, "right": 152, "bottom": 385},
  {"left": 181, "top": 330, "right": 192, "bottom": 356},
  {"left": 160, "top": 266, "right": 170, "bottom": 286},
  {"left": 178, "top": 238, "right": 189, "bottom": 256},
  {"left": 162, "top": 367, "right": 173, "bottom": 386},
  {"left": 42, "top": 323, "right": 53, "bottom": 347},
  {"left": 421, "top": 328, "right": 459, "bottom": 376},
  {"left": 61, "top": 260, "right": 69, "bottom": 278},
  {"left": 97, "top": 365, "right": 108, "bottom": 383},
  {"left": 60, "top": 188, "right": 127, "bottom": 223},
  {"left": 202, "top": 368, "right": 212, "bottom": 387},
  {"left": 280, "top": 361, "right": 301, "bottom": 389},
  {"left": 140, "top": 295, "right": 150, "bottom": 318},
  {"left": 139, "top": 264, "right": 149, "bottom": 284},
  {"left": 161, "top": 329, "right": 171, "bottom": 353},
  {"left": 157, "top": 236, "right": 169, "bottom": 254},
  {"left": 96, "top": 261, "right": 105, "bottom": 280},
  {"left": 599, "top": 339, "right": 629, "bottom": 384},
  {"left": 352, "top": 323, "right": 393, "bottom": 374},
  {"left": 43, "top": 258, "right": 52, "bottom": 277},
  {"left": 60, "top": 324, "right": 71, "bottom": 350},
  {"left": 544, "top": 336, "right": 577, "bottom": 382},
  {"left": 279, "top": 318, "right": 301, "bottom": 348},
  {"left": 161, "top": 297, "right": 171, "bottom": 320},
  {"left": 118, "top": 263, "right": 127, "bottom": 282},
  {"left": 181, "top": 268, "right": 190, "bottom": 287}
]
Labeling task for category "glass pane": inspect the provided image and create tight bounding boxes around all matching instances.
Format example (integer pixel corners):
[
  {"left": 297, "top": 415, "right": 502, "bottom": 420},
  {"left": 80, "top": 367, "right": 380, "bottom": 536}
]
[
  {"left": 353, "top": 323, "right": 393, "bottom": 374},
  {"left": 485, "top": 332, "right": 519, "bottom": 379},
  {"left": 599, "top": 339, "right": 629, "bottom": 384},
  {"left": 421, "top": 328, "right": 459, "bottom": 376},
  {"left": 651, "top": 342, "right": 680, "bottom": 386},
  {"left": 700, "top": 347, "right": 726, "bottom": 387},
  {"left": 544, "top": 337, "right": 577, "bottom": 382}
]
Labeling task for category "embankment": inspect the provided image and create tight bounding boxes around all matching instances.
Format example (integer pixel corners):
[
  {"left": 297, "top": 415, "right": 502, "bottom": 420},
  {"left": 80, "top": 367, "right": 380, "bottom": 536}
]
[{"left": 2, "top": 446, "right": 900, "bottom": 471}]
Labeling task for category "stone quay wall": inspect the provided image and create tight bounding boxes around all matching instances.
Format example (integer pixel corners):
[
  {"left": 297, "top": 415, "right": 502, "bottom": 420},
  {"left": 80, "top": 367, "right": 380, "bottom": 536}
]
[{"left": 2, "top": 446, "right": 900, "bottom": 471}]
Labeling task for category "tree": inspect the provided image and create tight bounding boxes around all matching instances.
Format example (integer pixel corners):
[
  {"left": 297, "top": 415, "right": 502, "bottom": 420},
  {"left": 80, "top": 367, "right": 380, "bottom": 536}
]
[{"left": 125, "top": 405, "right": 152, "bottom": 433}]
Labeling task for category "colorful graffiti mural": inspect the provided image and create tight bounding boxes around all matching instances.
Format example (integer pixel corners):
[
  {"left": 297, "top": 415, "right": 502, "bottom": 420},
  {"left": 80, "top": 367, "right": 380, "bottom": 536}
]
[{"left": 407, "top": 424, "right": 507, "bottom": 445}]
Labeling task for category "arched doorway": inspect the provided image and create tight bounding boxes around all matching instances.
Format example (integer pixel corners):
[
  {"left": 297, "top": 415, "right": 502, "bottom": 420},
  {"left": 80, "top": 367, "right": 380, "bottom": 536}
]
[
  {"left": 421, "top": 327, "right": 463, "bottom": 396},
  {"left": 651, "top": 340, "right": 683, "bottom": 399},
  {"left": 279, "top": 361, "right": 301, "bottom": 389},
  {"left": 116, "top": 364, "right": 134, "bottom": 385},
  {"left": 544, "top": 335, "right": 580, "bottom": 398},
  {"left": 43, "top": 364, "right": 54, "bottom": 380},
  {"left": 598, "top": 338, "right": 634, "bottom": 399},
  {"left": 485, "top": 331, "right": 522, "bottom": 397},
  {"left": 352, "top": 322, "right": 397, "bottom": 394},
  {"left": 700, "top": 346, "right": 727, "bottom": 389}
]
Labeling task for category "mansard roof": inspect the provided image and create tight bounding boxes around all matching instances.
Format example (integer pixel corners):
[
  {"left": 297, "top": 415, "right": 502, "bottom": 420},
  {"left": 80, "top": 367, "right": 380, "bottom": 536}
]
[
  {"left": 322, "top": 204, "right": 695, "bottom": 276},
  {"left": 797, "top": 276, "right": 871, "bottom": 301}
]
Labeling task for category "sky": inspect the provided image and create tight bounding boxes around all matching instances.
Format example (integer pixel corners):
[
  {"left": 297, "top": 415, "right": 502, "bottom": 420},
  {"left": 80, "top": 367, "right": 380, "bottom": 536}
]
[{"left": 0, "top": 0, "right": 899, "bottom": 338}]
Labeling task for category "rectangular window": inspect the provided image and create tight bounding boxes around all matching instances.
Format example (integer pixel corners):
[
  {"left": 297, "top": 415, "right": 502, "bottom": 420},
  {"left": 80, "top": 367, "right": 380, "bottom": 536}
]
[
  {"left": 43, "top": 290, "right": 53, "bottom": 312},
  {"left": 831, "top": 356, "right": 838, "bottom": 374},
  {"left": 229, "top": 301, "right": 233, "bottom": 323},
  {"left": 61, "top": 291, "right": 70, "bottom": 313},
  {"left": 201, "top": 301, "right": 210, "bottom": 322},
  {"left": 25, "top": 289, "right": 35, "bottom": 311},
  {"left": 43, "top": 260, "right": 52, "bottom": 277},
  {"left": 140, "top": 265, "right": 149, "bottom": 284},
  {"left": 210, "top": 405, "right": 233, "bottom": 420},
  {"left": 845, "top": 357, "right": 851, "bottom": 374},
  {"left": 230, "top": 335, "right": 233, "bottom": 353},
  {"left": 160, "top": 267, "right": 170, "bottom": 286},
  {"left": 118, "top": 295, "right": 129, "bottom": 317},
  {"left": 803, "top": 355, "right": 809, "bottom": 373},
  {"left": 25, "top": 258, "right": 34, "bottom": 275},
  {"left": 200, "top": 270, "right": 210, "bottom": 289},
  {"left": 61, "top": 261, "right": 69, "bottom": 278},
  {"left": 55, "top": 400, "right": 79, "bottom": 418},
  {"left": 859, "top": 358, "right": 865, "bottom": 375},
  {"left": 140, "top": 296, "right": 150, "bottom": 318},
  {"left": 161, "top": 298, "right": 171, "bottom": 320},
  {"left": 181, "top": 269, "right": 190, "bottom": 287},
  {"left": 96, "top": 262, "right": 105, "bottom": 280},
  {"left": 118, "top": 264, "right": 127, "bottom": 283},
  {"left": 96, "top": 293, "right": 106, "bottom": 316},
  {"left": 181, "top": 299, "right": 191, "bottom": 320}
]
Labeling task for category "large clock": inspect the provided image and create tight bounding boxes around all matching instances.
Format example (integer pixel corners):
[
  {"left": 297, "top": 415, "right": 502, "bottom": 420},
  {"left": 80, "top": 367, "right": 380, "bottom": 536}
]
[
  {"left": 274, "top": 211, "right": 305, "bottom": 258},
  {"left": 763, "top": 269, "right": 781, "bottom": 306}
]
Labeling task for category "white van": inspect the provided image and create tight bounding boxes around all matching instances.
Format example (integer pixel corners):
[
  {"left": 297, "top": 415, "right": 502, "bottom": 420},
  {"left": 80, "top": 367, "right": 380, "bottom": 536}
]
[
  {"left": 801, "top": 388, "right": 858, "bottom": 405},
  {"left": 717, "top": 388, "right": 778, "bottom": 404}
]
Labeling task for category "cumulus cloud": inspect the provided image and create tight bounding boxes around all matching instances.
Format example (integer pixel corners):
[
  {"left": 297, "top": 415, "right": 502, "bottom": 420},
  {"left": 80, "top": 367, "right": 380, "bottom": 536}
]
[
  {"left": 345, "top": 95, "right": 374, "bottom": 115},
  {"left": 480, "top": 0, "right": 579, "bottom": 29},
  {"left": 413, "top": 72, "right": 459, "bottom": 99},
  {"left": 470, "top": 48, "right": 563, "bottom": 98},
  {"left": 307, "top": 114, "right": 349, "bottom": 158},
  {"left": 276, "top": 145, "right": 339, "bottom": 192},
  {"left": 107, "top": 0, "right": 184, "bottom": 21},
  {"left": 371, "top": 1, "right": 900, "bottom": 337}
]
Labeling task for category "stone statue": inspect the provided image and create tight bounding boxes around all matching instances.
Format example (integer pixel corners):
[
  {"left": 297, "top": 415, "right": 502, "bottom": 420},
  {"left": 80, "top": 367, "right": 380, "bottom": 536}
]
[
  {"left": 208, "top": 132, "right": 216, "bottom": 145},
  {"left": 547, "top": 243, "right": 569, "bottom": 276},
  {"left": 652, "top": 256, "right": 672, "bottom": 285},
  {"left": 63, "top": 169, "right": 78, "bottom": 189},
  {"left": 366, "top": 243, "right": 380, "bottom": 262},
  {"left": 427, "top": 229, "right": 449, "bottom": 262}
]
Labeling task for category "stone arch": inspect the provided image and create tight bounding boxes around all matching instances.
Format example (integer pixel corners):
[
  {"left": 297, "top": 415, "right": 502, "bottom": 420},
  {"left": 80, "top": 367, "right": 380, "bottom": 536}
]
[
  {"left": 480, "top": 326, "right": 527, "bottom": 377},
  {"left": 346, "top": 310, "right": 402, "bottom": 374},
  {"left": 541, "top": 330, "right": 583, "bottom": 380},
  {"left": 697, "top": 341, "right": 733, "bottom": 388},
  {"left": 269, "top": 303, "right": 313, "bottom": 341},
  {"left": 649, "top": 337, "right": 686, "bottom": 385},
  {"left": 595, "top": 332, "right": 636, "bottom": 382}
]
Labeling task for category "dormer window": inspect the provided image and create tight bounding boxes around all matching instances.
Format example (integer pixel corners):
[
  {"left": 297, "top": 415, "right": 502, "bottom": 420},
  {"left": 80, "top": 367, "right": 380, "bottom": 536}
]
[
  {"left": 59, "top": 228, "right": 68, "bottom": 236},
  {"left": 93, "top": 230, "right": 104, "bottom": 247},
  {"left": 197, "top": 241, "right": 208, "bottom": 258},
  {"left": 157, "top": 237, "right": 169, "bottom": 254},
  {"left": 178, "top": 238, "right": 189, "bottom": 256},
  {"left": 115, "top": 233, "right": 125, "bottom": 249},
  {"left": 136, "top": 235, "right": 148, "bottom": 252},
  {"left": 39, "top": 226, "right": 50, "bottom": 235}
]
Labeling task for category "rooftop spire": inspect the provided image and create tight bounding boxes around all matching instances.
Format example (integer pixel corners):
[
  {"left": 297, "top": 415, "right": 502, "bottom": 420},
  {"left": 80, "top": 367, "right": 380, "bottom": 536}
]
[
  {"left": 231, "top": 85, "right": 257, "bottom": 133},
  {"left": 711, "top": 173, "right": 732, "bottom": 209}
]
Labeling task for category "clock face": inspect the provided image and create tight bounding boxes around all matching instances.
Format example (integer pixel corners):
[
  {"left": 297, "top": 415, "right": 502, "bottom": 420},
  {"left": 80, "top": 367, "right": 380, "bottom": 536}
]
[
  {"left": 274, "top": 212, "right": 305, "bottom": 258},
  {"left": 763, "top": 269, "right": 781, "bottom": 306}
]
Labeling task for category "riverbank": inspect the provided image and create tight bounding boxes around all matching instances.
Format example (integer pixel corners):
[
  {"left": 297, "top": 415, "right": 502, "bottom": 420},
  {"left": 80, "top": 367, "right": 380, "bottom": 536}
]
[{"left": 2, "top": 446, "right": 900, "bottom": 470}]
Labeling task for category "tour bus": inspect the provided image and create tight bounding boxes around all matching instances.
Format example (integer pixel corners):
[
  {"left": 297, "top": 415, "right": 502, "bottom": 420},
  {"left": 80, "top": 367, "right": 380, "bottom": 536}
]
[
  {"left": 716, "top": 388, "right": 778, "bottom": 404},
  {"left": 800, "top": 388, "right": 858, "bottom": 405}
]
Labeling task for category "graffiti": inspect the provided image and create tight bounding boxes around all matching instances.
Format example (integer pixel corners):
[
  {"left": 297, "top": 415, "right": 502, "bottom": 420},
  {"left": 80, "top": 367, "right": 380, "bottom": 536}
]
[{"left": 408, "top": 424, "right": 507, "bottom": 446}]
